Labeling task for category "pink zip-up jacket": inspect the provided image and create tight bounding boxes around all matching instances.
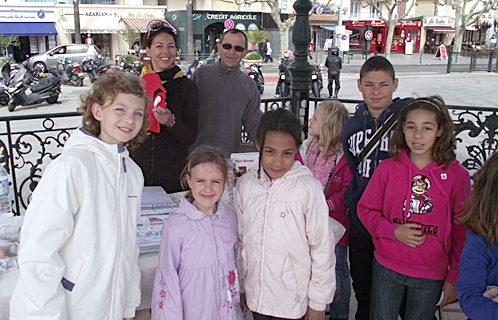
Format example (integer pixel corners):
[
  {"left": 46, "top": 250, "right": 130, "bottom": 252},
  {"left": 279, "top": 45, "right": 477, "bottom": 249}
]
[
  {"left": 357, "top": 149, "right": 471, "bottom": 285},
  {"left": 151, "top": 197, "right": 244, "bottom": 320}
]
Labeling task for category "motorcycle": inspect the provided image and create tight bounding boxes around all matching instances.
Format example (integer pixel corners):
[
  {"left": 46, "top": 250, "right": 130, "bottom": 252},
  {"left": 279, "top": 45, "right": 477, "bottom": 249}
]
[
  {"left": 310, "top": 64, "right": 323, "bottom": 98},
  {"left": 186, "top": 57, "right": 203, "bottom": 79},
  {"left": 0, "top": 63, "right": 12, "bottom": 106},
  {"left": 120, "top": 60, "right": 140, "bottom": 75},
  {"left": 245, "top": 63, "right": 264, "bottom": 94},
  {"left": 7, "top": 62, "right": 61, "bottom": 112},
  {"left": 278, "top": 71, "right": 291, "bottom": 98},
  {"left": 56, "top": 57, "right": 85, "bottom": 86}
]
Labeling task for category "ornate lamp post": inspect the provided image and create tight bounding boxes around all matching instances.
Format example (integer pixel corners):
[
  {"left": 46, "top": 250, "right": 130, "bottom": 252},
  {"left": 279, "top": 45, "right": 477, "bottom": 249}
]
[{"left": 289, "top": 0, "right": 313, "bottom": 116}]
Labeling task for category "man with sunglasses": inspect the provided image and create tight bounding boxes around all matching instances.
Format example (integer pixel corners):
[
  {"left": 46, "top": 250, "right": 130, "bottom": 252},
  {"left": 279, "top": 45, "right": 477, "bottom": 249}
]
[{"left": 190, "top": 29, "right": 262, "bottom": 154}]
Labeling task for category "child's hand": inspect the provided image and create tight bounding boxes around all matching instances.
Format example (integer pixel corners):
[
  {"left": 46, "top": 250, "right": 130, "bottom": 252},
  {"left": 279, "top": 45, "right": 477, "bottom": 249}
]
[
  {"left": 153, "top": 107, "right": 175, "bottom": 127},
  {"left": 439, "top": 281, "right": 458, "bottom": 307},
  {"left": 305, "top": 307, "right": 325, "bottom": 320},
  {"left": 394, "top": 223, "right": 426, "bottom": 248}
]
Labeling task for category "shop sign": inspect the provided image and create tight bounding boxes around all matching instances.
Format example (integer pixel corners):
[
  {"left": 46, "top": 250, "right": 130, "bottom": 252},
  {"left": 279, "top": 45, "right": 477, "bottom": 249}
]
[
  {"left": 425, "top": 17, "right": 450, "bottom": 26},
  {"left": 0, "top": 9, "right": 55, "bottom": 22},
  {"left": 84, "top": 11, "right": 111, "bottom": 17},
  {"left": 205, "top": 12, "right": 257, "bottom": 21}
]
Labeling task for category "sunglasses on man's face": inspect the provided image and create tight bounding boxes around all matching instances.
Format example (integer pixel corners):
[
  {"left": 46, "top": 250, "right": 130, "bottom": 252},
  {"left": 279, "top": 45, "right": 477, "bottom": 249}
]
[
  {"left": 221, "top": 43, "right": 246, "bottom": 53},
  {"left": 147, "top": 22, "right": 175, "bottom": 41}
]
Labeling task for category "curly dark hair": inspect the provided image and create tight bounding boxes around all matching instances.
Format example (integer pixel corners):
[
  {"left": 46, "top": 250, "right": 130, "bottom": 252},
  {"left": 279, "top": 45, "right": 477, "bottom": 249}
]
[
  {"left": 77, "top": 70, "right": 149, "bottom": 151},
  {"left": 255, "top": 108, "right": 302, "bottom": 178},
  {"left": 389, "top": 96, "right": 456, "bottom": 169}
]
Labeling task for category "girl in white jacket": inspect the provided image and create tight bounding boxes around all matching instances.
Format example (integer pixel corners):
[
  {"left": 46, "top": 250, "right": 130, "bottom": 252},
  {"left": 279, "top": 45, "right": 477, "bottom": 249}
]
[
  {"left": 235, "top": 108, "right": 336, "bottom": 320},
  {"left": 10, "top": 71, "right": 149, "bottom": 320}
]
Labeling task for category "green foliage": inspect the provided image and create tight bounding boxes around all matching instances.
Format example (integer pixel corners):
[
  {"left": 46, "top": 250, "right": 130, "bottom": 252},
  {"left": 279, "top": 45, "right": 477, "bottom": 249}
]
[
  {"left": 119, "top": 28, "right": 141, "bottom": 48},
  {"left": 0, "top": 56, "right": 13, "bottom": 65},
  {"left": 245, "top": 52, "right": 262, "bottom": 60},
  {"left": 118, "top": 54, "right": 138, "bottom": 63},
  {"left": 245, "top": 29, "right": 270, "bottom": 45},
  {"left": 0, "top": 35, "right": 20, "bottom": 57}
]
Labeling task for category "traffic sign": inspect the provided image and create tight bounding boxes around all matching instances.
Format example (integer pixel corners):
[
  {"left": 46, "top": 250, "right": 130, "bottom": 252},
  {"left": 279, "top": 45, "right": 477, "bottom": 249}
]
[
  {"left": 365, "top": 30, "right": 373, "bottom": 41},
  {"left": 341, "top": 34, "right": 347, "bottom": 41},
  {"left": 224, "top": 19, "right": 234, "bottom": 29}
]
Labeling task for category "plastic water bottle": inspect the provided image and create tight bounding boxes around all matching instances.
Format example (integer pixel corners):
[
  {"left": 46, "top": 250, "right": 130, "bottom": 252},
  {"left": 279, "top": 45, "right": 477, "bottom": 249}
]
[{"left": 0, "top": 166, "right": 12, "bottom": 214}]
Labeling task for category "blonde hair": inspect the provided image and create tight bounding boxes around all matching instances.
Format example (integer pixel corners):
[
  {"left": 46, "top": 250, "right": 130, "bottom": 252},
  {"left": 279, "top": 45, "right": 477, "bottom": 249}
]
[
  {"left": 308, "top": 101, "right": 349, "bottom": 160},
  {"left": 77, "top": 71, "right": 149, "bottom": 151}
]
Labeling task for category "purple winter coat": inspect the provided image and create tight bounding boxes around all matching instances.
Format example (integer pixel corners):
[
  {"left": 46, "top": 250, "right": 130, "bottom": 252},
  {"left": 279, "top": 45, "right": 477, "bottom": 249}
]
[{"left": 151, "top": 197, "right": 244, "bottom": 320}]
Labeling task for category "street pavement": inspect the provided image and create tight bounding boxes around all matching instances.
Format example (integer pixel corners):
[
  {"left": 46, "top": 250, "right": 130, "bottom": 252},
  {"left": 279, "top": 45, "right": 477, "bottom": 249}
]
[{"left": 260, "top": 52, "right": 497, "bottom": 109}]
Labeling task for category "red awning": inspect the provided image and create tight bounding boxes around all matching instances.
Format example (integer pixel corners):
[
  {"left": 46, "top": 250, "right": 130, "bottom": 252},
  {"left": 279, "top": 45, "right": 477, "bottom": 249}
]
[
  {"left": 122, "top": 18, "right": 176, "bottom": 33},
  {"left": 425, "top": 26, "right": 455, "bottom": 33}
]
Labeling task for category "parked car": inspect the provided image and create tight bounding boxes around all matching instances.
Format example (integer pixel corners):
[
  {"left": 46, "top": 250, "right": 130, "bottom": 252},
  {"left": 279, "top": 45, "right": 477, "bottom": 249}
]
[{"left": 25, "top": 44, "right": 101, "bottom": 73}]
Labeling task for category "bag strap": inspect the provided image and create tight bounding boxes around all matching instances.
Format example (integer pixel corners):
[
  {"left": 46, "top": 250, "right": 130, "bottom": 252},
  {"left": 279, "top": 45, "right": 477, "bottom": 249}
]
[{"left": 356, "top": 112, "right": 398, "bottom": 169}]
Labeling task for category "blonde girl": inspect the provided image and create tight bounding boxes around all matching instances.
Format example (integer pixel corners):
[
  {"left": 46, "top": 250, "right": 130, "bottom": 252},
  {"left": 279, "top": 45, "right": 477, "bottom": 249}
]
[{"left": 305, "top": 101, "right": 352, "bottom": 320}]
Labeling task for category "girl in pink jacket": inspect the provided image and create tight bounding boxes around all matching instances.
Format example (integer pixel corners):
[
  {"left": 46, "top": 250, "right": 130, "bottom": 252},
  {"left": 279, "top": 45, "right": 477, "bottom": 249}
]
[
  {"left": 305, "top": 101, "right": 352, "bottom": 320},
  {"left": 357, "top": 96, "right": 471, "bottom": 320},
  {"left": 152, "top": 145, "right": 243, "bottom": 320}
]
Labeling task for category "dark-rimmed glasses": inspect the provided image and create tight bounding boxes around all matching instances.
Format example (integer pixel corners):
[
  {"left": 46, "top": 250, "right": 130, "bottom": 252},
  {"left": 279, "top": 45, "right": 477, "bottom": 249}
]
[
  {"left": 147, "top": 22, "right": 175, "bottom": 42},
  {"left": 221, "top": 43, "right": 246, "bottom": 53}
]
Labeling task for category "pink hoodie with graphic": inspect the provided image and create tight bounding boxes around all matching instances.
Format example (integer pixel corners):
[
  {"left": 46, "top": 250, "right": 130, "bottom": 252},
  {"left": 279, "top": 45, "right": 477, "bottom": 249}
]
[{"left": 357, "top": 149, "right": 471, "bottom": 285}]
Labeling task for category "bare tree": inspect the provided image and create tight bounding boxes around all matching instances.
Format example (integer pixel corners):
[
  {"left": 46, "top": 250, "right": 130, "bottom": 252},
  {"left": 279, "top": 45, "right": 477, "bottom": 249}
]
[
  {"left": 187, "top": 0, "right": 194, "bottom": 61},
  {"left": 368, "top": 0, "right": 417, "bottom": 59},
  {"left": 436, "top": 0, "right": 498, "bottom": 53},
  {"left": 234, "top": 0, "right": 295, "bottom": 56}
]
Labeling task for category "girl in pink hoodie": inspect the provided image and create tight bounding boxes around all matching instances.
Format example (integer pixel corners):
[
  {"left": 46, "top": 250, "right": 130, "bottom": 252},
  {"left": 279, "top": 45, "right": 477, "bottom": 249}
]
[{"left": 357, "top": 96, "right": 471, "bottom": 320}]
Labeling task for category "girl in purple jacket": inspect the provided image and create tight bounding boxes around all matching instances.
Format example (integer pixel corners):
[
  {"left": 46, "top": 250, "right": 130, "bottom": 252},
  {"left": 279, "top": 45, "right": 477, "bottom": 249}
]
[
  {"left": 357, "top": 96, "right": 471, "bottom": 320},
  {"left": 151, "top": 145, "right": 243, "bottom": 320},
  {"left": 305, "top": 101, "right": 352, "bottom": 320}
]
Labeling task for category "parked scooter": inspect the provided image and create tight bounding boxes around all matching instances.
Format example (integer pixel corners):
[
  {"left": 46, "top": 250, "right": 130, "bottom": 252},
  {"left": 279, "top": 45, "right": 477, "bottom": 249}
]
[
  {"left": 310, "top": 63, "right": 323, "bottom": 97},
  {"left": 55, "top": 57, "right": 85, "bottom": 86},
  {"left": 245, "top": 63, "right": 264, "bottom": 94},
  {"left": 7, "top": 61, "right": 61, "bottom": 112},
  {"left": 0, "top": 63, "right": 11, "bottom": 106},
  {"left": 186, "top": 57, "right": 203, "bottom": 79},
  {"left": 120, "top": 60, "right": 140, "bottom": 75}
]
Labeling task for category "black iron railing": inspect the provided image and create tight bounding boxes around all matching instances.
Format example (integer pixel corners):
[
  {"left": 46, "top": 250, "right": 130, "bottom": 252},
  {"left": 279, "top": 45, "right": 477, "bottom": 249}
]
[
  {"left": 447, "top": 50, "right": 498, "bottom": 73},
  {"left": 1, "top": 100, "right": 496, "bottom": 215}
]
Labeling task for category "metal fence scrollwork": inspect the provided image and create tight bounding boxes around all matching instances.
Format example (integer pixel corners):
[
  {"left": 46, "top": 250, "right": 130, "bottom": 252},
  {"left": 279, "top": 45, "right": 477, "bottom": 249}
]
[
  {"left": 452, "top": 106, "right": 498, "bottom": 178},
  {"left": 0, "top": 102, "right": 496, "bottom": 216}
]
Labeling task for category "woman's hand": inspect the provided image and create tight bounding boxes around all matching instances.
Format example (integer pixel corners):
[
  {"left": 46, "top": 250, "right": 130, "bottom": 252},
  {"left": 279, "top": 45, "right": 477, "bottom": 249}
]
[
  {"left": 305, "top": 307, "right": 325, "bottom": 320},
  {"left": 394, "top": 223, "right": 426, "bottom": 248},
  {"left": 153, "top": 106, "right": 175, "bottom": 127}
]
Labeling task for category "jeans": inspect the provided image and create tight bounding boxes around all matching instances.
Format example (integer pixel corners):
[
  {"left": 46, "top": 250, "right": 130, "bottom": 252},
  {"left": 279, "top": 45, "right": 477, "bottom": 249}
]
[
  {"left": 252, "top": 312, "right": 304, "bottom": 320},
  {"left": 349, "top": 221, "right": 374, "bottom": 320},
  {"left": 329, "top": 245, "right": 351, "bottom": 320},
  {"left": 370, "top": 259, "right": 444, "bottom": 320}
]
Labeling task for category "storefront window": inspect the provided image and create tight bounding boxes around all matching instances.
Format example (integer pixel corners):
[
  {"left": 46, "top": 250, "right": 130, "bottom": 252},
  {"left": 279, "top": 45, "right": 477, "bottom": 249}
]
[
  {"left": 350, "top": 29, "right": 361, "bottom": 45},
  {"left": 281, "top": 0, "right": 288, "bottom": 10},
  {"left": 350, "top": 1, "right": 361, "bottom": 19}
]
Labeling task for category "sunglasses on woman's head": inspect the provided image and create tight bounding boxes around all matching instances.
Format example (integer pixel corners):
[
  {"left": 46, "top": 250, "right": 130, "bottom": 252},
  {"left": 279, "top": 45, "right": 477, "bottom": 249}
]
[
  {"left": 147, "top": 22, "right": 175, "bottom": 41},
  {"left": 221, "top": 43, "right": 245, "bottom": 52}
]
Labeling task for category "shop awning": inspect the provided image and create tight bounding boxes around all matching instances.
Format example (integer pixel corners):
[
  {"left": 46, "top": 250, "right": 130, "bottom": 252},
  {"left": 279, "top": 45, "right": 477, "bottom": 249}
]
[
  {"left": 122, "top": 18, "right": 176, "bottom": 33},
  {"left": 0, "top": 22, "right": 57, "bottom": 36},
  {"left": 425, "top": 26, "right": 455, "bottom": 33},
  {"left": 322, "top": 26, "right": 335, "bottom": 31}
]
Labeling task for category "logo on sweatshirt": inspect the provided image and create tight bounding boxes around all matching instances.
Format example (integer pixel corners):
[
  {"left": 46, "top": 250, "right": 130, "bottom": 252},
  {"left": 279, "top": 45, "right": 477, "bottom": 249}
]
[{"left": 403, "top": 174, "right": 433, "bottom": 219}]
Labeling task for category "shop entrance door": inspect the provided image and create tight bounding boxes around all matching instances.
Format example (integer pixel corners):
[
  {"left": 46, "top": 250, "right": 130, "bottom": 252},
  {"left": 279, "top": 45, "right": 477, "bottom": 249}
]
[{"left": 204, "top": 23, "right": 224, "bottom": 56}]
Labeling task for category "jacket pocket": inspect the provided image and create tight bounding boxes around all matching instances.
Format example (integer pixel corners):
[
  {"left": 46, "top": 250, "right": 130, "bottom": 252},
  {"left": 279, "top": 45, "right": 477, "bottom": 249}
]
[
  {"left": 281, "top": 253, "right": 298, "bottom": 292},
  {"left": 62, "top": 256, "right": 85, "bottom": 291}
]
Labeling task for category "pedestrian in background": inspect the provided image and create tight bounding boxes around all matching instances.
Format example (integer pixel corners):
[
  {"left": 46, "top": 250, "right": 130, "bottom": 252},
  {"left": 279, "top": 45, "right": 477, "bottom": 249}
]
[{"left": 264, "top": 39, "right": 273, "bottom": 63}]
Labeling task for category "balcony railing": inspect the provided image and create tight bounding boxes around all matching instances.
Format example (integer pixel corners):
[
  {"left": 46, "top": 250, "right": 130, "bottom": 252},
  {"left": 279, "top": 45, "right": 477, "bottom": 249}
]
[{"left": 1, "top": 99, "right": 496, "bottom": 215}]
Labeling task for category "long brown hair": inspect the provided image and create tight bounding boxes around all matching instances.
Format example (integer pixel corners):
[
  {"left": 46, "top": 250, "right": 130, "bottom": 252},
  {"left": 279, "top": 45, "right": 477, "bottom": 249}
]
[
  {"left": 460, "top": 151, "right": 498, "bottom": 248},
  {"left": 389, "top": 96, "right": 456, "bottom": 169}
]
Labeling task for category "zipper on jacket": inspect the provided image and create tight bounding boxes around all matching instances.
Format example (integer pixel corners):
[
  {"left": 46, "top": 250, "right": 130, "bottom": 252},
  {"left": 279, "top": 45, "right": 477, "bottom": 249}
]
[
  {"left": 208, "top": 216, "right": 221, "bottom": 317},
  {"left": 257, "top": 185, "right": 272, "bottom": 310}
]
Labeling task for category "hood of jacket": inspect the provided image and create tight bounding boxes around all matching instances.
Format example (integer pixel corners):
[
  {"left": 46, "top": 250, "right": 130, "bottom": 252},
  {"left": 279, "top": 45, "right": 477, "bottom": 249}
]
[{"left": 64, "top": 128, "right": 129, "bottom": 160}]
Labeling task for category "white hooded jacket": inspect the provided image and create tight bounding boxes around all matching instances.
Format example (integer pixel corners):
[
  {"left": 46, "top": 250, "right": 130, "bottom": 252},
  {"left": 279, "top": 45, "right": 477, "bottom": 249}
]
[
  {"left": 235, "top": 162, "right": 336, "bottom": 319},
  {"left": 10, "top": 129, "right": 144, "bottom": 320}
]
